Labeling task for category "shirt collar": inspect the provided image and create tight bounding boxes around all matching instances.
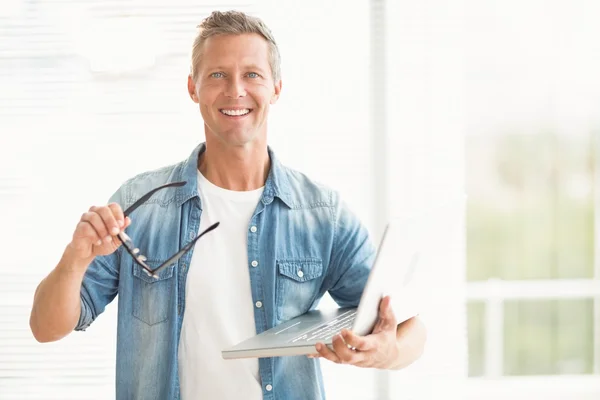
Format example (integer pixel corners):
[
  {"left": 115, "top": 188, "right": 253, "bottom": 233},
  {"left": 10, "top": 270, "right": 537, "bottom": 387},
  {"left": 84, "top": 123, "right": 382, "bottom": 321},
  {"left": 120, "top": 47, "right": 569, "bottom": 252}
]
[{"left": 173, "top": 142, "right": 294, "bottom": 209}]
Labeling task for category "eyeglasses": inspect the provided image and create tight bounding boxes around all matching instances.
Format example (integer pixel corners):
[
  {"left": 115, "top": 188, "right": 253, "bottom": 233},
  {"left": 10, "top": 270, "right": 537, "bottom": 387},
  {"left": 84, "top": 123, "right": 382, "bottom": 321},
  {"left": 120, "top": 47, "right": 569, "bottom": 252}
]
[{"left": 116, "top": 181, "right": 219, "bottom": 279}]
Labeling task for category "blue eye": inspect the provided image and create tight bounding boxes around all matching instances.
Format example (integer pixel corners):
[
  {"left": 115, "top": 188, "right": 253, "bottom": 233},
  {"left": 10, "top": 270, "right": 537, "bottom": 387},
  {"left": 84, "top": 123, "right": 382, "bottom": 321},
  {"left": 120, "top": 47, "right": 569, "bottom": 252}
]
[
  {"left": 210, "top": 72, "right": 224, "bottom": 78},
  {"left": 248, "top": 72, "right": 259, "bottom": 78}
]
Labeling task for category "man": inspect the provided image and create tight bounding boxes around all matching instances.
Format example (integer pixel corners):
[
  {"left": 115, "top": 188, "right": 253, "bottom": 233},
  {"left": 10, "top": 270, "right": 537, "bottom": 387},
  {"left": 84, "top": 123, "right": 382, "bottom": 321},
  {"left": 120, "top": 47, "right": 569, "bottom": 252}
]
[{"left": 29, "top": 10, "right": 426, "bottom": 400}]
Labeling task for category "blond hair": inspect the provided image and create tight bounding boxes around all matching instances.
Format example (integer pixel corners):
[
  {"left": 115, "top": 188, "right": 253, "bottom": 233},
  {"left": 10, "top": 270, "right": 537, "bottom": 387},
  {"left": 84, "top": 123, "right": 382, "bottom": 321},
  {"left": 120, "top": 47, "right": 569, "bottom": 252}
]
[{"left": 190, "top": 11, "right": 281, "bottom": 83}]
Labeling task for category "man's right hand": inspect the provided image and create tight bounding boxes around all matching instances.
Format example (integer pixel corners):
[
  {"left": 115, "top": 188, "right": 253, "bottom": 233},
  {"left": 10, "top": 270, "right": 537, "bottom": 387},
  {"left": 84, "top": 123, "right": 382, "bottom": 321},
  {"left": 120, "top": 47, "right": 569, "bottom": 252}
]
[{"left": 66, "top": 203, "right": 132, "bottom": 262}]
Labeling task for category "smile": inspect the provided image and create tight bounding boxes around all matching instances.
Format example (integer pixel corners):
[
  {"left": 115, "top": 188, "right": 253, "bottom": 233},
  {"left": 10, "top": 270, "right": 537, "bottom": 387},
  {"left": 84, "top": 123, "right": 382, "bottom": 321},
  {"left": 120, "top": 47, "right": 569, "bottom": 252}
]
[{"left": 219, "top": 108, "right": 252, "bottom": 116}]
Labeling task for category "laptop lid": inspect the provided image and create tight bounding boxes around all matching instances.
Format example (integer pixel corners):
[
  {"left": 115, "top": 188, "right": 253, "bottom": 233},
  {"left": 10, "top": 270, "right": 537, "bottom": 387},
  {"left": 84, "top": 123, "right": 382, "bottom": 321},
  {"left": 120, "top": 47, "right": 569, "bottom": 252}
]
[{"left": 351, "top": 197, "right": 464, "bottom": 336}]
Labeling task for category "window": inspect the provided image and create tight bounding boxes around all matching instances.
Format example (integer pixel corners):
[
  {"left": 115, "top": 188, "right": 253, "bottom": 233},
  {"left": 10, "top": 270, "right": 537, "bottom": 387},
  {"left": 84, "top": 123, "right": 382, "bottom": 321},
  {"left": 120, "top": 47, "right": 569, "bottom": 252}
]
[
  {"left": 467, "top": 134, "right": 598, "bottom": 377},
  {"left": 463, "top": 1, "right": 600, "bottom": 397}
]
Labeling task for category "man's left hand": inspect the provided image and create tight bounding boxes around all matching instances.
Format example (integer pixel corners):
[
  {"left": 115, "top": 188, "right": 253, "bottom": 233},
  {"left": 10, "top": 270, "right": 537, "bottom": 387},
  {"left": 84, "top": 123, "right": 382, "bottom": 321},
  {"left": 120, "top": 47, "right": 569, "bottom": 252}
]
[{"left": 312, "top": 296, "right": 401, "bottom": 369}]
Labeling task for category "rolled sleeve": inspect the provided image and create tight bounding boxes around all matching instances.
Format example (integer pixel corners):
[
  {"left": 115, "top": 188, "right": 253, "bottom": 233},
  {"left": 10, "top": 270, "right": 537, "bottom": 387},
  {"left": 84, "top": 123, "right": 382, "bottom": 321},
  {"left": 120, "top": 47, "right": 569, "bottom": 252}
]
[
  {"left": 73, "top": 253, "right": 120, "bottom": 332},
  {"left": 74, "top": 295, "right": 94, "bottom": 331}
]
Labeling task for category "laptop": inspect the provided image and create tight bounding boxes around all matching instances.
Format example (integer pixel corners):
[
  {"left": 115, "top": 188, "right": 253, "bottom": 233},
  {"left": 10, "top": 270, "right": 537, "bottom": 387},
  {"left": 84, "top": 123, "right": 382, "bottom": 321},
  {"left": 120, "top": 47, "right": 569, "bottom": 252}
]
[{"left": 221, "top": 199, "right": 461, "bottom": 359}]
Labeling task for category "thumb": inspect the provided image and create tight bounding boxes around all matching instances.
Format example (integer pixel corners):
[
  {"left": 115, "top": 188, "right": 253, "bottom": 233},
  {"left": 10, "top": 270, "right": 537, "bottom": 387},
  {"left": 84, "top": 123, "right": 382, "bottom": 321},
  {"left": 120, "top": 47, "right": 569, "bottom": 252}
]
[{"left": 379, "top": 296, "right": 397, "bottom": 328}]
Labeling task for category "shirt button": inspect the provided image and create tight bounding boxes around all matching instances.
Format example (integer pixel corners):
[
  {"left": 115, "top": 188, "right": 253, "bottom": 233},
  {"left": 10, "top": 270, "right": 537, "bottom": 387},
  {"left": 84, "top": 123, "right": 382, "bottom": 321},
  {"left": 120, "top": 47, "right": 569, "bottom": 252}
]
[
  {"left": 297, "top": 270, "right": 304, "bottom": 278},
  {"left": 250, "top": 226, "right": 257, "bottom": 233},
  {"left": 265, "top": 384, "right": 272, "bottom": 391},
  {"left": 255, "top": 301, "right": 263, "bottom": 308},
  {"left": 251, "top": 260, "right": 259, "bottom": 267}
]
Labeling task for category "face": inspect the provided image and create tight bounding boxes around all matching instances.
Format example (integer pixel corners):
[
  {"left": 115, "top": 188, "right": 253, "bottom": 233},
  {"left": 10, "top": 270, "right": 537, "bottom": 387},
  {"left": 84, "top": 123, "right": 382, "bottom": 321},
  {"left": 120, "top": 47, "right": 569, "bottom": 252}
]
[{"left": 188, "top": 33, "right": 282, "bottom": 147}]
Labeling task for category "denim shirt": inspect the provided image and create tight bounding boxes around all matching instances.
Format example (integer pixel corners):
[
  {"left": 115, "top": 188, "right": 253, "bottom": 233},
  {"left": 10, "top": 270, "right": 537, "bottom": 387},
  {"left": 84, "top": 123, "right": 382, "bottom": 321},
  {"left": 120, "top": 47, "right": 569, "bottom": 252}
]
[{"left": 75, "top": 143, "right": 376, "bottom": 400}]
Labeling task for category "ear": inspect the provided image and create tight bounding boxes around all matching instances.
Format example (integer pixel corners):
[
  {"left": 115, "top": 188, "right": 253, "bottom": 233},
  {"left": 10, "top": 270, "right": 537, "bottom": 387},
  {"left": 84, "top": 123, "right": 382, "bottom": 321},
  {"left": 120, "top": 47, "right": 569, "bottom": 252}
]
[
  {"left": 187, "top": 75, "right": 199, "bottom": 103},
  {"left": 270, "top": 79, "right": 282, "bottom": 105}
]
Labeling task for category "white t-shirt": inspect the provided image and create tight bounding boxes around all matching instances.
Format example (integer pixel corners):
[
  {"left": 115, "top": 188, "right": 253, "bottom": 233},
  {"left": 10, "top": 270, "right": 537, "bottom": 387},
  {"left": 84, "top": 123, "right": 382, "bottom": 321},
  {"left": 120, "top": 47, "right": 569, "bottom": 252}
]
[{"left": 178, "top": 171, "right": 264, "bottom": 400}]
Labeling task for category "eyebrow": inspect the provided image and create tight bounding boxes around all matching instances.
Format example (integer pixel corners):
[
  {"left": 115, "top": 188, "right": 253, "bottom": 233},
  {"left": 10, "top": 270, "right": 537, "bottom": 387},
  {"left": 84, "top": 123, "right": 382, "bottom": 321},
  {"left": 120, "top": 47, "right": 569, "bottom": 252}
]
[{"left": 244, "top": 64, "right": 268, "bottom": 73}]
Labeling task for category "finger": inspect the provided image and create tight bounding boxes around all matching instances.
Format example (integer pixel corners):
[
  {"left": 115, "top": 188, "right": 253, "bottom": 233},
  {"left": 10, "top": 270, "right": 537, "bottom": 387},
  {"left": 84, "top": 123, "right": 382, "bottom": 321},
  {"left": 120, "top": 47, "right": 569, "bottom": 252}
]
[
  {"left": 379, "top": 296, "right": 398, "bottom": 328},
  {"left": 340, "top": 329, "right": 375, "bottom": 352},
  {"left": 76, "top": 218, "right": 103, "bottom": 246},
  {"left": 107, "top": 203, "right": 125, "bottom": 229},
  {"left": 372, "top": 317, "right": 385, "bottom": 333},
  {"left": 331, "top": 334, "right": 360, "bottom": 364},
  {"left": 90, "top": 205, "right": 121, "bottom": 237},
  {"left": 80, "top": 212, "right": 110, "bottom": 244},
  {"left": 315, "top": 342, "right": 341, "bottom": 364},
  {"left": 113, "top": 217, "right": 132, "bottom": 246},
  {"left": 306, "top": 353, "right": 320, "bottom": 359}
]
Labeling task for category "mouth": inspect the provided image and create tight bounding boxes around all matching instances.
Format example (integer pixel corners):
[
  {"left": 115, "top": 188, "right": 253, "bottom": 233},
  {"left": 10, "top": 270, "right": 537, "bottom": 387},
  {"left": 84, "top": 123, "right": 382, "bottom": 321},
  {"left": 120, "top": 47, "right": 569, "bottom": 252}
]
[{"left": 219, "top": 108, "right": 253, "bottom": 118}]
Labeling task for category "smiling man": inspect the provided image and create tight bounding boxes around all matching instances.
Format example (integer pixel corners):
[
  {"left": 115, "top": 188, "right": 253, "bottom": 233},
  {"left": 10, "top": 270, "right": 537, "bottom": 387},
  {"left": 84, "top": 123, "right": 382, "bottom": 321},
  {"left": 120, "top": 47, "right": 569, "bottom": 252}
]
[{"left": 29, "top": 10, "right": 426, "bottom": 400}]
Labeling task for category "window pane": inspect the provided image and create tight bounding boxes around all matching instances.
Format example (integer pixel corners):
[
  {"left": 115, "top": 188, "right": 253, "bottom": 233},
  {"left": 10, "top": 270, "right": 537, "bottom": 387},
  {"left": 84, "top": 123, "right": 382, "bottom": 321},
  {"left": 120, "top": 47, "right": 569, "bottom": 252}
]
[
  {"left": 467, "top": 133, "right": 594, "bottom": 281},
  {"left": 467, "top": 302, "right": 486, "bottom": 377},
  {"left": 504, "top": 299, "right": 594, "bottom": 375}
]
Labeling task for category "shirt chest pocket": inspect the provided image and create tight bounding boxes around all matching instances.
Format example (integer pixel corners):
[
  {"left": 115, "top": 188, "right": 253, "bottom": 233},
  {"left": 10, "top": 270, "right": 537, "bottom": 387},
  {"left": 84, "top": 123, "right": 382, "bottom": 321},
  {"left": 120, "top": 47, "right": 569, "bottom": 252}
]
[
  {"left": 132, "top": 261, "right": 176, "bottom": 326},
  {"left": 275, "top": 258, "right": 323, "bottom": 322}
]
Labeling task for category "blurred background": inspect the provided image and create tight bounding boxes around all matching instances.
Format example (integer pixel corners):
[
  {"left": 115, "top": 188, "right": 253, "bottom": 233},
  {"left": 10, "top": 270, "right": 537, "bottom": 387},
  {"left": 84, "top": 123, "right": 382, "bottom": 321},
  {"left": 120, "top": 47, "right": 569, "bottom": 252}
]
[{"left": 0, "top": 0, "right": 599, "bottom": 399}]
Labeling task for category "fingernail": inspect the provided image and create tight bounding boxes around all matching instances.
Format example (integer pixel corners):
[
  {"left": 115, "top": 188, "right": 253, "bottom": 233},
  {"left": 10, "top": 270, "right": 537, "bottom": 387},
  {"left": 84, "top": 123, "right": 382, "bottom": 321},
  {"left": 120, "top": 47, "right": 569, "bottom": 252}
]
[
  {"left": 96, "top": 240, "right": 102, "bottom": 246},
  {"left": 104, "top": 236, "right": 112, "bottom": 243},
  {"left": 118, "top": 220, "right": 124, "bottom": 228},
  {"left": 111, "top": 227, "right": 120, "bottom": 235}
]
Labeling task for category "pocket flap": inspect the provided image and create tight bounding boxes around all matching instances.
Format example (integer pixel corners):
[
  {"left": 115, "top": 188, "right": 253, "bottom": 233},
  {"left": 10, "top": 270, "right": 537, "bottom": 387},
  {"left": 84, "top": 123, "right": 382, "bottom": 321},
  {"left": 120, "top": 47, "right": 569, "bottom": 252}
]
[
  {"left": 132, "top": 261, "right": 176, "bottom": 283},
  {"left": 277, "top": 258, "right": 323, "bottom": 282}
]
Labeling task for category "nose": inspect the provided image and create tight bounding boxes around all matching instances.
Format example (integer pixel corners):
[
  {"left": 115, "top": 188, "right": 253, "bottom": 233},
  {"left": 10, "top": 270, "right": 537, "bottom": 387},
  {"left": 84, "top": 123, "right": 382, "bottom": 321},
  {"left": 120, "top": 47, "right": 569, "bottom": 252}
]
[{"left": 224, "top": 76, "right": 246, "bottom": 99}]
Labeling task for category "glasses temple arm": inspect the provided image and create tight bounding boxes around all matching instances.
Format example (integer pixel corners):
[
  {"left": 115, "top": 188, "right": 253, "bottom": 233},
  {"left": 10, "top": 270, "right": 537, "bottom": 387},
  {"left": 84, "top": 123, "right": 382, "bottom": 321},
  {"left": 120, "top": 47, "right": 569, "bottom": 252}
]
[
  {"left": 150, "top": 222, "right": 220, "bottom": 276},
  {"left": 123, "top": 181, "right": 187, "bottom": 217}
]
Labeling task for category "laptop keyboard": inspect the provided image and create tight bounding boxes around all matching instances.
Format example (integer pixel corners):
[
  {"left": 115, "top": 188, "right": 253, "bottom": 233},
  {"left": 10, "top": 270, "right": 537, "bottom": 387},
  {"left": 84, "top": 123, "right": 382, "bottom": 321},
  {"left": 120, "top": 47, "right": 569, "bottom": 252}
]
[{"left": 290, "top": 310, "right": 357, "bottom": 343}]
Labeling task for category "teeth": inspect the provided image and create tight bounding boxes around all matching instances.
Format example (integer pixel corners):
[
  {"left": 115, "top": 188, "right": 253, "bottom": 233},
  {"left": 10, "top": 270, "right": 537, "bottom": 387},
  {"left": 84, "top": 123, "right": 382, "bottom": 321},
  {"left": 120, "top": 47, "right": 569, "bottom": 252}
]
[{"left": 221, "top": 109, "right": 250, "bottom": 116}]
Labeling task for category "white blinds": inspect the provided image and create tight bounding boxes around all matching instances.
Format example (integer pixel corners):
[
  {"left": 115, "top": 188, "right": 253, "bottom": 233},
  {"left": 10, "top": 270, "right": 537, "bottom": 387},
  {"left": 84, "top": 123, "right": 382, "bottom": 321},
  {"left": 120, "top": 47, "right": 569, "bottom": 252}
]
[{"left": 0, "top": 2, "right": 252, "bottom": 399}]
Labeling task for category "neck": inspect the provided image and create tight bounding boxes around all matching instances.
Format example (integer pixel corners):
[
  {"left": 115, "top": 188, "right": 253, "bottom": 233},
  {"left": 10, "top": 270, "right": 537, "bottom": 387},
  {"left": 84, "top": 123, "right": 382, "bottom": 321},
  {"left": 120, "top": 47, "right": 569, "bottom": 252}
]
[{"left": 198, "top": 141, "right": 270, "bottom": 191}]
